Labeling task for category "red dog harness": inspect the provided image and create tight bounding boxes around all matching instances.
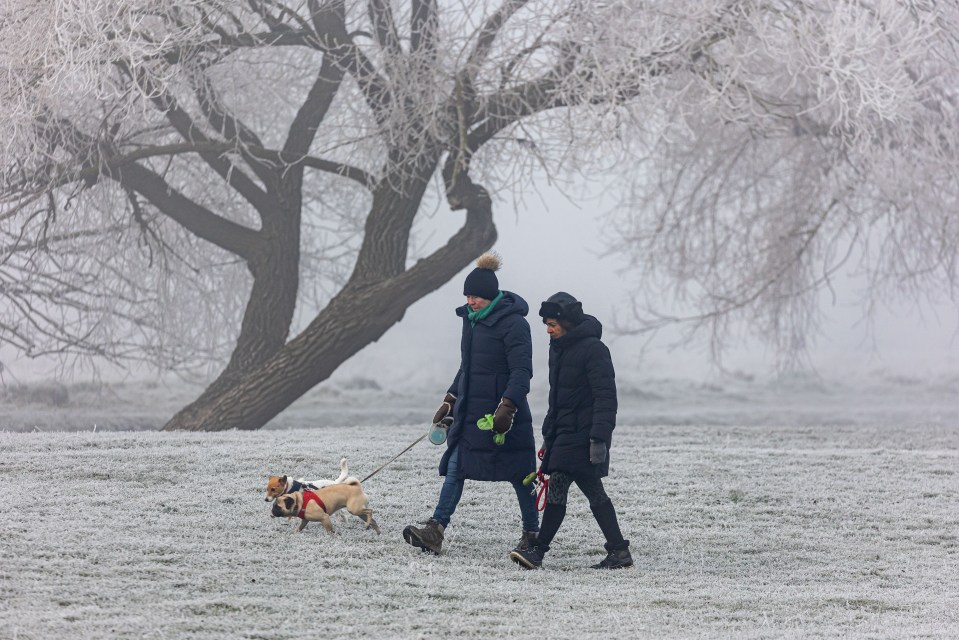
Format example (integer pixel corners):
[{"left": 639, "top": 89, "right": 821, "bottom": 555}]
[{"left": 297, "top": 490, "right": 328, "bottom": 519}]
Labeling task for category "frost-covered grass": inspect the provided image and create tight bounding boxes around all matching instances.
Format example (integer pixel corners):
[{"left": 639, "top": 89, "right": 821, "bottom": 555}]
[{"left": 1, "top": 419, "right": 957, "bottom": 639}]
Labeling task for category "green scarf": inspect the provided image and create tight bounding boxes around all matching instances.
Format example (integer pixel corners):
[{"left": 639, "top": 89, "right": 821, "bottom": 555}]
[{"left": 468, "top": 291, "right": 503, "bottom": 327}]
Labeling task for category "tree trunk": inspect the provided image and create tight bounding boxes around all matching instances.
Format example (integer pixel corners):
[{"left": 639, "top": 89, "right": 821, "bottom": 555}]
[
  {"left": 162, "top": 200, "right": 301, "bottom": 430},
  {"left": 162, "top": 180, "right": 494, "bottom": 431}
]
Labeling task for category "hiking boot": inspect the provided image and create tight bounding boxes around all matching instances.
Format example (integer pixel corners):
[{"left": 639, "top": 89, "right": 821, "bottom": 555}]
[
  {"left": 590, "top": 546, "right": 634, "bottom": 570},
  {"left": 510, "top": 545, "right": 545, "bottom": 570},
  {"left": 403, "top": 519, "right": 445, "bottom": 555},
  {"left": 514, "top": 530, "right": 538, "bottom": 552}
]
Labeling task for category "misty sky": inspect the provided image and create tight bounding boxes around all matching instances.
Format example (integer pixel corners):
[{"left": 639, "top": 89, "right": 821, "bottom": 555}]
[{"left": 330, "top": 181, "right": 959, "bottom": 391}]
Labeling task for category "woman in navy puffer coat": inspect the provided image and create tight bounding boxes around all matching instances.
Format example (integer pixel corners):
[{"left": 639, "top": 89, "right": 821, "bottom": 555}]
[
  {"left": 510, "top": 292, "right": 634, "bottom": 571},
  {"left": 403, "top": 254, "right": 538, "bottom": 557},
  {"left": 439, "top": 288, "right": 536, "bottom": 481}
]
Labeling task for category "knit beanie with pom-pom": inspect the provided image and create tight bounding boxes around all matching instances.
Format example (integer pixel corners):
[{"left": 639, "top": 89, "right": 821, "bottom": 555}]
[{"left": 463, "top": 252, "right": 501, "bottom": 300}]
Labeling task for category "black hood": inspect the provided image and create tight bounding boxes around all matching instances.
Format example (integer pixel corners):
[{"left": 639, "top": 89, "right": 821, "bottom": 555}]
[{"left": 538, "top": 291, "right": 584, "bottom": 326}]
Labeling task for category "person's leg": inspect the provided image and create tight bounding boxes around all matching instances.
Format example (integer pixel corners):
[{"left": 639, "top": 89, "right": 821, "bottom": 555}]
[
  {"left": 576, "top": 477, "right": 632, "bottom": 569},
  {"left": 404, "top": 447, "right": 462, "bottom": 554},
  {"left": 510, "top": 471, "right": 571, "bottom": 569},
  {"left": 432, "top": 446, "right": 464, "bottom": 527},
  {"left": 536, "top": 471, "right": 572, "bottom": 549},
  {"left": 511, "top": 477, "right": 540, "bottom": 534}
]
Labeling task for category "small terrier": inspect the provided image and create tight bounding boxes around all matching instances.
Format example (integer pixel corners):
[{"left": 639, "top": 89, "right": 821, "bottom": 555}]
[{"left": 265, "top": 457, "right": 349, "bottom": 502}]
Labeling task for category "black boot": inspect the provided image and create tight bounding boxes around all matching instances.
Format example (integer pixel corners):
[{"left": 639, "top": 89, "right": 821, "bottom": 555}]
[
  {"left": 510, "top": 543, "right": 548, "bottom": 569},
  {"left": 514, "top": 530, "right": 539, "bottom": 552},
  {"left": 591, "top": 543, "right": 634, "bottom": 570},
  {"left": 403, "top": 518, "right": 445, "bottom": 554},
  {"left": 590, "top": 499, "right": 632, "bottom": 569}
]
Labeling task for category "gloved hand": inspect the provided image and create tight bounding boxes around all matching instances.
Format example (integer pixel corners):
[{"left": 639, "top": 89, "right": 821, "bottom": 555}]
[
  {"left": 538, "top": 444, "right": 552, "bottom": 469},
  {"left": 432, "top": 392, "right": 456, "bottom": 427},
  {"left": 492, "top": 397, "right": 517, "bottom": 434},
  {"left": 589, "top": 438, "right": 607, "bottom": 464}
]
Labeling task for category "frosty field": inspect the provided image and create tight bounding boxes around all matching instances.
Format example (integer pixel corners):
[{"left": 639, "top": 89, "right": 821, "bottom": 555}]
[{"left": 1, "top": 376, "right": 958, "bottom": 639}]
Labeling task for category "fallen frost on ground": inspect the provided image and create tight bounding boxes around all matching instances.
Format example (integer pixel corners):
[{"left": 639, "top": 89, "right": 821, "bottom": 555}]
[{"left": 1, "top": 404, "right": 957, "bottom": 638}]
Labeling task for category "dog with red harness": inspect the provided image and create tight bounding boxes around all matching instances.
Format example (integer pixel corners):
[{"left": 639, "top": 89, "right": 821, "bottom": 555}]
[{"left": 270, "top": 478, "right": 381, "bottom": 535}]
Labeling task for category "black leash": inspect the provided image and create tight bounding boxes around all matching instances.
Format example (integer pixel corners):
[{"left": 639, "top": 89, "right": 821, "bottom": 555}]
[{"left": 360, "top": 433, "right": 428, "bottom": 483}]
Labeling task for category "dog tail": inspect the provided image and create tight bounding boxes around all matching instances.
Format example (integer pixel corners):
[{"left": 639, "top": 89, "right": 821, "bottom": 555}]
[
  {"left": 343, "top": 477, "right": 361, "bottom": 486},
  {"left": 333, "top": 457, "right": 349, "bottom": 484}
]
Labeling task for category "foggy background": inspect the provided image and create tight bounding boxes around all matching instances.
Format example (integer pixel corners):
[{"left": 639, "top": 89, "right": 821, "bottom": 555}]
[
  {"left": 2, "top": 179, "right": 957, "bottom": 393},
  {"left": 332, "top": 182, "right": 959, "bottom": 394}
]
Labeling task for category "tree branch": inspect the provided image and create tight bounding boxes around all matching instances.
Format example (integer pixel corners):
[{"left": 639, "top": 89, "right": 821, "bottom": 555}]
[
  {"left": 307, "top": 0, "right": 394, "bottom": 129},
  {"left": 283, "top": 55, "right": 345, "bottom": 158},
  {"left": 114, "top": 162, "right": 262, "bottom": 261},
  {"left": 410, "top": 0, "right": 439, "bottom": 59},
  {"left": 367, "top": 0, "right": 403, "bottom": 57},
  {"left": 122, "top": 64, "right": 278, "bottom": 216},
  {"left": 191, "top": 69, "right": 276, "bottom": 187}
]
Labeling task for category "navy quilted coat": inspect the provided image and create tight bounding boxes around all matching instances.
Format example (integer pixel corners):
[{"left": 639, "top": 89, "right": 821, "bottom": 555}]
[
  {"left": 439, "top": 291, "right": 536, "bottom": 482},
  {"left": 541, "top": 315, "right": 617, "bottom": 479}
]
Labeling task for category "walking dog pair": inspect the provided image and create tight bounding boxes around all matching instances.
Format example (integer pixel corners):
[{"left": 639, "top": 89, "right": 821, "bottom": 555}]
[{"left": 265, "top": 458, "right": 380, "bottom": 535}]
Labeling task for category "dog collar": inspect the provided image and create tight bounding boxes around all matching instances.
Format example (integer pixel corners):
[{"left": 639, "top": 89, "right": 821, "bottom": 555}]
[{"left": 297, "top": 490, "right": 328, "bottom": 519}]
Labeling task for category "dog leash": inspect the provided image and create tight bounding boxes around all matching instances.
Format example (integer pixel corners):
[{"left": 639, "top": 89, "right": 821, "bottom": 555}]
[{"left": 361, "top": 433, "right": 427, "bottom": 483}]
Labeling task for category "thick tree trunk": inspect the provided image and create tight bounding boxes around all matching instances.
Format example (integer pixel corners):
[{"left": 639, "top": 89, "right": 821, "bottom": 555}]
[
  {"left": 162, "top": 180, "right": 494, "bottom": 431},
  {"left": 162, "top": 201, "right": 302, "bottom": 430}
]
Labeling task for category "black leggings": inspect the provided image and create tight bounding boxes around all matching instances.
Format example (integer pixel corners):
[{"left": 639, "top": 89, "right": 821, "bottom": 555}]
[{"left": 545, "top": 470, "right": 610, "bottom": 507}]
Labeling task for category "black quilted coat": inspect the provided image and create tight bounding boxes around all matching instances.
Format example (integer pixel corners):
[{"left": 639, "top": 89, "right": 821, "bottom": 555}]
[{"left": 541, "top": 315, "right": 617, "bottom": 478}]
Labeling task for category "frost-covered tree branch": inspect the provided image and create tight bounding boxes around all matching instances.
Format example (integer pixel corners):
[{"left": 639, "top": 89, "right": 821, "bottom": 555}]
[{"left": 600, "top": 0, "right": 959, "bottom": 367}]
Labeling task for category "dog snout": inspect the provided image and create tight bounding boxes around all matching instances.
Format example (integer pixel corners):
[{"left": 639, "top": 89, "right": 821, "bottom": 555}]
[{"left": 270, "top": 503, "right": 285, "bottom": 517}]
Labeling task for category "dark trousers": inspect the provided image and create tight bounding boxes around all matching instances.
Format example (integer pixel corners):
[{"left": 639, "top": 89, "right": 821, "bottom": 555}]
[{"left": 538, "top": 470, "right": 628, "bottom": 552}]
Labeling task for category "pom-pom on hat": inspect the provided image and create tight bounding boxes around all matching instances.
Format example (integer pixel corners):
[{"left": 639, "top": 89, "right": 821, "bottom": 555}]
[
  {"left": 538, "top": 291, "right": 584, "bottom": 325},
  {"left": 463, "top": 252, "right": 501, "bottom": 300}
]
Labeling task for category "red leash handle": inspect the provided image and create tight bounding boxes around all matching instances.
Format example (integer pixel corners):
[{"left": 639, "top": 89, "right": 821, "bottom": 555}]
[{"left": 535, "top": 469, "right": 549, "bottom": 512}]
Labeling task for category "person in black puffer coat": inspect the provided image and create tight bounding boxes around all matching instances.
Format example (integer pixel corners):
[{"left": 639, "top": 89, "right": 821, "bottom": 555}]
[
  {"left": 510, "top": 292, "right": 633, "bottom": 570},
  {"left": 403, "top": 253, "right": 539, "bottom": 556}
]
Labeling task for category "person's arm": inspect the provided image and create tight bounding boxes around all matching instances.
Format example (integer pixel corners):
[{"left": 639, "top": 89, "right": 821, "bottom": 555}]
[
  {"left": 502, "top": 318, "right": 532, "bottom": 405},
  {"left": 490, "top": 319, "right": 532, "bottom": 433},
  {"left": 539, "top": 407, "right": 555, "bottom": 464},
  {"left": 539, "top": 350, "right": 556, "bottom": 462},
  {"left": 585, "top": 341, "right": 617, "bottom": 444},
  {"left": 541, "top": 406, "right": 555, "bottom": 443},
  {"left": 447, "top": 369, "right": 462, "bottom": 397}
]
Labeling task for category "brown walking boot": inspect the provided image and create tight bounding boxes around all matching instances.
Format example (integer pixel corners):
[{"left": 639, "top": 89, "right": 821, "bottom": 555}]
[{"left": 403, "top": 519, "right": 445, "bottom": 554}]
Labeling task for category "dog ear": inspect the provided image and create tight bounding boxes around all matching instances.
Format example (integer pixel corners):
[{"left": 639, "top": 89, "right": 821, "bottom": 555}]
[
  {"left": 279, "top": 475, "right": 288, "bottom": 483},
  {"left": 284, "top": 496, "right": 295, "bottom": 509}
]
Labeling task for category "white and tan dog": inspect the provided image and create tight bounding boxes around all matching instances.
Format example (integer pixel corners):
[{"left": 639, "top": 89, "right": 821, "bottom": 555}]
[
  {"left": 265, "top": 457, "right": 349, "bottom": 502},
  {"left": 270, "top": 479, "right": 381, "bottom": 534}
]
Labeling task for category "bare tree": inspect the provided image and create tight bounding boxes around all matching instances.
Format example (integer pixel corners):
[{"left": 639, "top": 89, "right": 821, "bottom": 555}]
[
  {"left": 2, "top": 1, "right": 956, "bottom": 428},
  {"left": 603, "top": 1, "right": 959, "bottom": 367}
]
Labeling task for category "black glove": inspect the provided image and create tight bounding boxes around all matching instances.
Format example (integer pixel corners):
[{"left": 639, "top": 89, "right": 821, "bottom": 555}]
[
  {"left": 432, "top": 392, "right": 456, "bottom": 427},
  {"left": 589, "top": 438, "right": 607, "bottom": 464},
  {"left": 492, "top": 397, "right": 517, "bottom": 434}
]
